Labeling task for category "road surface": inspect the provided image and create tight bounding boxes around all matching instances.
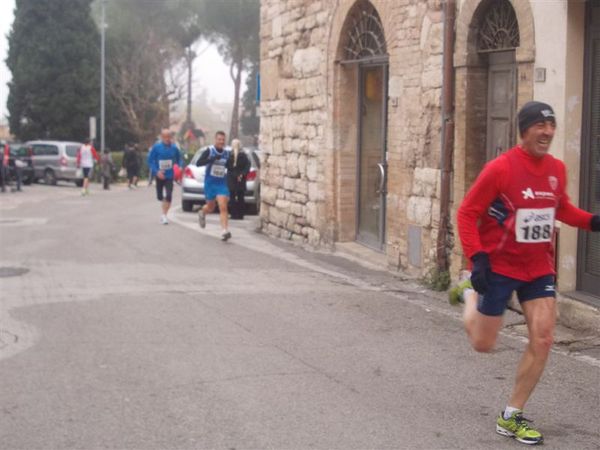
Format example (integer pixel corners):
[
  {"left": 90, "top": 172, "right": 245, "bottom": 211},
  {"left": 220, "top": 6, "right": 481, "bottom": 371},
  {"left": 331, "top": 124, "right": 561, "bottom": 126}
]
[{"left": 1, "top": 183, "right": 598, "bottom": 449}]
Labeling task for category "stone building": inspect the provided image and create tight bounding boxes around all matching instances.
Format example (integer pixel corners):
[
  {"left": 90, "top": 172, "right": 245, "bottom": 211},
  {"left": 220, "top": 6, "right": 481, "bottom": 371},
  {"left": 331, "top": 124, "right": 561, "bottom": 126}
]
[{"left": 259, "top": 0, "right": 600, "bottom": 305}]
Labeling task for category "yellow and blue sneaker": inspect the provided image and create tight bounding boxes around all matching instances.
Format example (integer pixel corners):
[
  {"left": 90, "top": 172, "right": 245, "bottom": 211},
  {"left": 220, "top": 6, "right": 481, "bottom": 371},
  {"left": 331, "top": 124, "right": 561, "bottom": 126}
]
[
  {"left": 496, "top": 410, "right": 544, "bottom": 445},
  {"left": 448, "top": 278, "right": 473, "bottom": 305}
]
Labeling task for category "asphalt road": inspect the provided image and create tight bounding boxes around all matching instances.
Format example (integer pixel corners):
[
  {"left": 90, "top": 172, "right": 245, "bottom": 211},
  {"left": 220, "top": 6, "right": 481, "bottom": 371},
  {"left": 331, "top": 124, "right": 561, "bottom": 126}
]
[{"left": 0, "top": 183, "right": 599, "bottom": 450}]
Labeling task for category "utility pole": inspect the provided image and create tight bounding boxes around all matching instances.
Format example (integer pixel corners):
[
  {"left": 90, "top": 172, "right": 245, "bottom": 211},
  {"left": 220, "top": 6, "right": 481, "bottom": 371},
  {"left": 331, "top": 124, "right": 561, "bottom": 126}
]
[{"left": 100, "top": 0, "right": 107, "bottom": 153}]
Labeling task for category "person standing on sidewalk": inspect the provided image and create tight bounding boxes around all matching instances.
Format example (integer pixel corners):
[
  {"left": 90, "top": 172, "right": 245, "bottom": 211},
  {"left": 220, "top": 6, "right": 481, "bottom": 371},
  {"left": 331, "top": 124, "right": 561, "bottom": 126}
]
[
  {"left": 1, "top": 142, "right": 9, "bottom": 193},
  {"left": 123, "top": 144, "right": 140, "bottom": 189},
  {"left": 100, "top": 150, "right": 114, "bottom": 190},
  {"left": 227, "top": 139, "right": 251, "bottom": 220},
  {"left": 147, "top": 129, "right": 183, "bottom": 225},
  {"left": 454, "top": 101, "right": 600, "bottom": 445},
  {"left": 196, "top": 131, "right": 232, "bottom": 241},
  {"left": 76, "top": 139, "right": 100, "bottom": 196}
]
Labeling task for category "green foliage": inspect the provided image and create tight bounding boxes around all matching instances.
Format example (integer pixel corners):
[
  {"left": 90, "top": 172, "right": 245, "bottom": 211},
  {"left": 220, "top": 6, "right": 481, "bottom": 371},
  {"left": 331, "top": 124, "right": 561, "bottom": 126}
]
[
  {"left": 7, "top": 0, "right": 100, "bottom": 141},
  {"left": 421, "top": 268, "right": 451, "bottom": 292}
]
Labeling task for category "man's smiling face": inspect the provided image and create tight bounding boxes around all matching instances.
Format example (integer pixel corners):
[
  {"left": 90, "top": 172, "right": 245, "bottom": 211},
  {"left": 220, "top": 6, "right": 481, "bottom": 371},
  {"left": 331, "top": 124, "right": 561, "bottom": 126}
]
[{"left": 521, "top": 120, "right": 556, "bottom": 158}]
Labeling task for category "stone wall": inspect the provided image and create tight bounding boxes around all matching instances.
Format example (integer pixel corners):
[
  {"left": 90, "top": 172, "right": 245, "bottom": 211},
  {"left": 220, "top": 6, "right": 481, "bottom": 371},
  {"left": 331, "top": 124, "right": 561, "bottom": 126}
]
[{"left": 259, "top": 0, "right": 446, "bottom": 276}]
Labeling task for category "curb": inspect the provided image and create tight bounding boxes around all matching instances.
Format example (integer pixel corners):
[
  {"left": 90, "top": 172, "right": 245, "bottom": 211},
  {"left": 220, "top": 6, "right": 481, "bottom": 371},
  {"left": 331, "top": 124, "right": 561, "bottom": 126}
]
[{"left": 557, "top": 295, "right": 600, "bottom": 333}]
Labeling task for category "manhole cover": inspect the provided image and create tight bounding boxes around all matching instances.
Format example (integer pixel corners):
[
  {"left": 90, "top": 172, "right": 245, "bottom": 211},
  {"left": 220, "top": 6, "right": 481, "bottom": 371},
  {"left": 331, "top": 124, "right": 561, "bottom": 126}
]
[{"left": 0, "top": 267, "right": 29, "bottom": 278}]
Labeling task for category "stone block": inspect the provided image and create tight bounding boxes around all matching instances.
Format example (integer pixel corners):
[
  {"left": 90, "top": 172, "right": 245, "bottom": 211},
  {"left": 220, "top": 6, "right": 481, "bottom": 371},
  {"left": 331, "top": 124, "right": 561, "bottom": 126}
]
[
  {"left": 292, "top": 47, "right": 322, "bottom": 77},
  {"left": 272, "top": 15, "right": 282, "bottom": 38},
  {"left": 306, "top": 157, "right": 318, "bottom": 181},
  {"left": 407, "top": 196, "right": 432, "bottom": 227},
  {"left": 262, "top": 185, "right": 278, "bottom": 205},
  {"left": 260, "top": 59, "right": 280, "bottom": 101},
  {"left": 412, "top": 167, "right": 439, "bottom": 197},
  {"left": 308, "top": 181, "right": 323, "bottom": 202},
  {"left": 421, "top": 69, "right": 442, "bottom": 89}
]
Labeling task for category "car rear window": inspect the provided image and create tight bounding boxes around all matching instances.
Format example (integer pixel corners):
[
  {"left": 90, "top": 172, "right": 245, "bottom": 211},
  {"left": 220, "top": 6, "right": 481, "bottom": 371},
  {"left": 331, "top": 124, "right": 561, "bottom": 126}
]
[
  {"left": 66, "top": 145, "right": 79, "bottom": 157},
  {"left": 33, "top": 144, "right": 59, "bottom": 156}
]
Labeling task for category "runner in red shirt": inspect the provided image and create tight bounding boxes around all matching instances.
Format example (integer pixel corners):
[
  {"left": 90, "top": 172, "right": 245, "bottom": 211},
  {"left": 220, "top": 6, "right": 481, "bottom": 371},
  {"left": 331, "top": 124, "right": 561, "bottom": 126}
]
[{"left": 454, "top": 102, "right": 600, "bottom": 445}]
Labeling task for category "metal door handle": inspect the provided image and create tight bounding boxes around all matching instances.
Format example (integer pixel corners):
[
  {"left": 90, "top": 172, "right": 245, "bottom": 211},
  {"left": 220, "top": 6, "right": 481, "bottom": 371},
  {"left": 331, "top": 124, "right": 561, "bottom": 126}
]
[{"left": 376, "top": 163, "right": 386, "bottom": 195}]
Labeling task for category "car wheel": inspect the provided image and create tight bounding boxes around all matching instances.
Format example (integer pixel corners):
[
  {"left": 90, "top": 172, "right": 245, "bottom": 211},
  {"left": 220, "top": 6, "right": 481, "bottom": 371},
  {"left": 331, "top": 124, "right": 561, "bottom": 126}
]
[
  {"left": 75, "top": 180, "right": 84, "bottom": 187},
  {"left": 182, "top": 200, "right": 193, "bottom": 212},
  {"left": 23, "top": 176, "right": 33, "bottom": 185},
  {"left": 44, "top": 169, "right": 57, "bottom": 185}
]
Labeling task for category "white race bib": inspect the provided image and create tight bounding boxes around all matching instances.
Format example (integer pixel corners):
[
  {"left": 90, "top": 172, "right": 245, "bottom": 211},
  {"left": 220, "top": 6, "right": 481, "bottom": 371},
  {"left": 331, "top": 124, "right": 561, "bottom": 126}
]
[
  {"left": 210, "top": 163, "right": 226, "bottom": 178},
  {"left": 158, "top": 159, "right": 173, "bottom": 170},
  {"left": 515, "top": 208, "right": 555, "bottom": 243}
]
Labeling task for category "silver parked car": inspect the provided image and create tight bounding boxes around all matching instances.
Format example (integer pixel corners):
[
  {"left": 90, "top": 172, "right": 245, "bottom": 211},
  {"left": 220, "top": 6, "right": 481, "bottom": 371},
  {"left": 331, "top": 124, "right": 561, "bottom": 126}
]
[
  {"left": 182, "top": 147, "right": 261, "bottom": 214},
  {"left": 26, "top": 140, "right": 85, "bottom": 186}
]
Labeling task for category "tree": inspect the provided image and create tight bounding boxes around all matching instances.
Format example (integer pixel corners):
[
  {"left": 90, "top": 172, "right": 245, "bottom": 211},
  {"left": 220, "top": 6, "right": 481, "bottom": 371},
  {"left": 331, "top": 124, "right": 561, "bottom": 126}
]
[
  {"left": 170, "top": 1, "right": 205, "bottom": 135},
  {"left": 202, "top": 0, "right": 260, "bottom": 140},
  {"left": 6, "top": 0, "right": 100, "bottom": 141},
  {"left": 97, "top": 0, "right": 189, "bottom": 149},
  {"left": 241, "top": 63, "right": 260, "bottom": 138}
]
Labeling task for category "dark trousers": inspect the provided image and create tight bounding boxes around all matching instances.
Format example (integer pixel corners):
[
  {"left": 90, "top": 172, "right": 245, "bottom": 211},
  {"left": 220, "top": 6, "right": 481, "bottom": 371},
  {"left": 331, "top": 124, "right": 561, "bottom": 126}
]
[{"left": 229, "top": 190, "right": 245, "bottom": 219}]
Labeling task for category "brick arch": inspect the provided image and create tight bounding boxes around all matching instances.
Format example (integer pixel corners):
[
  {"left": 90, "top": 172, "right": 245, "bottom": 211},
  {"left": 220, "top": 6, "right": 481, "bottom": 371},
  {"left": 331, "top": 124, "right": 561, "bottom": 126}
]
[
  {"left": 454, "top": 0, "right": 535, "bottom": 67},
  {"left": 321, "top": 0, "right": 395, "bottom": 243}
]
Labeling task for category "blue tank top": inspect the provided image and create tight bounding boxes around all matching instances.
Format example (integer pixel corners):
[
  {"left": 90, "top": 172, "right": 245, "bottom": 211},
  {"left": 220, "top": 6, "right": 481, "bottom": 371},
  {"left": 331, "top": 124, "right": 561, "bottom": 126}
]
[{"left": 205, "top": 146, "right": 230, "bottom": 185}]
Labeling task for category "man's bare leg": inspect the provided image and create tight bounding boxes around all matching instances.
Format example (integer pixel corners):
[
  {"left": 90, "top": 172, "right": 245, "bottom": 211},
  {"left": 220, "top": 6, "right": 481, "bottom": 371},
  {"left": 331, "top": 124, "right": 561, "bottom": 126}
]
[
  {"left": 508, "top": 297, "right": 556, "bottom": 409},
  {"left": 463, "top": 290, "right": 504, "bottom": 353},
  {"left": 216, "top": 196, "right": 229, "bottom": 232}
]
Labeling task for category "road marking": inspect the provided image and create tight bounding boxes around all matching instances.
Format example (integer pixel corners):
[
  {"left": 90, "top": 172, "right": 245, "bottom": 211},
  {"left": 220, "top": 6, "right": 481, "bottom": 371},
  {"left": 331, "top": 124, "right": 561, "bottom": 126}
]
[{"left": 0, "top": 218, "right": 48, "bottom": 227}]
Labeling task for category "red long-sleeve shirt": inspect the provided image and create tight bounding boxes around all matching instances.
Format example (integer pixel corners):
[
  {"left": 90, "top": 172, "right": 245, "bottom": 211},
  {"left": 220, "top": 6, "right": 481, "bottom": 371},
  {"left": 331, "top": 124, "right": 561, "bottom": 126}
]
[{"left": 457, "top": 146, "right": 592, "bottom": 281}]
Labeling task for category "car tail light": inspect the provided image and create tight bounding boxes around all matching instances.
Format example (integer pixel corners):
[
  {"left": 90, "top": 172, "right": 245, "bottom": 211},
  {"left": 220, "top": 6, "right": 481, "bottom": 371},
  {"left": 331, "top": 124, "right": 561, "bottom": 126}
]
[
  {"left": 60, "top": 156, "right": 68, "bottom": 166},
  {"left": 247, "top": 169, "right": 257, "bottom": 181},
  {"left": 184, "top": 167, "right": 194, "bottom": 179}
]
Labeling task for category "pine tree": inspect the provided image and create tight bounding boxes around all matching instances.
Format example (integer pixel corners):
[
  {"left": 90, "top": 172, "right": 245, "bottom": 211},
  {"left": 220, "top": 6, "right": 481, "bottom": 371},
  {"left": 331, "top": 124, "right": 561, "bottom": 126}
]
[{"left": 6, "top": 0, "right": 100, "bottom": 141}]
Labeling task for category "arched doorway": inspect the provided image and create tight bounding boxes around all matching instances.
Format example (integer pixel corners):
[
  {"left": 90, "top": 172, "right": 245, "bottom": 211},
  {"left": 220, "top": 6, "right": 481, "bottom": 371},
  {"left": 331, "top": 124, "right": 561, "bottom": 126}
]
[
  {"left": 336, "top": 1, "right": 389, "bottom": 250},
  {"left": 478, "top": 0, "right": 520, "bottom": 161}
]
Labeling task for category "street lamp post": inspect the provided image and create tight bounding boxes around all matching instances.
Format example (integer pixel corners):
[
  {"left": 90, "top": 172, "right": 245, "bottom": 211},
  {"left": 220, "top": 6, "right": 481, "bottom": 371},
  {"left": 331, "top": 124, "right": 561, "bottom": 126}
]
[{"left": 100, "top": 0, "right": 107, "bottom": 153}]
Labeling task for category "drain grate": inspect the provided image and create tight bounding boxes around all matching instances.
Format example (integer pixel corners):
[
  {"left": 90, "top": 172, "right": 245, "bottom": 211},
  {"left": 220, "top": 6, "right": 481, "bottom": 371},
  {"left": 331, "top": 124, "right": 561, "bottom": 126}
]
[{"left": 0, "top": 267, "right": 29, "bottom": 278}]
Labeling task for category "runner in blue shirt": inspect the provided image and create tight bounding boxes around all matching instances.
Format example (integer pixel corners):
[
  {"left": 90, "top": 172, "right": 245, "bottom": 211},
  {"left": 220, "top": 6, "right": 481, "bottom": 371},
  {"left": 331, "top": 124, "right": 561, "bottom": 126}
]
[
  {"left": 147, "top": 129, "right": 183, "bottom": 225},
  {"left": 196, "top": 131, "right": 233, "bottom": 241}
]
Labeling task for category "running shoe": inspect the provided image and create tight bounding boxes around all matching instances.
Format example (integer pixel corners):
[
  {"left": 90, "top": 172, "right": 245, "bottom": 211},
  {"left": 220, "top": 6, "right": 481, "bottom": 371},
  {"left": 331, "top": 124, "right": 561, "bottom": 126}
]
[
  {"left": 221, "top": 230, "right": 232, "bottom": 241},
  {"left": 496, "top": 411, "right": 543, "bottom": 445},
  {"left": 161, "top": 215, "right": 169, "bottom": 225},
  {"left": 448, "top": 278, "right": 473, "bottom": 305},
  {"left": 198, "top": 210, "right": 206, "bottom": 228}
]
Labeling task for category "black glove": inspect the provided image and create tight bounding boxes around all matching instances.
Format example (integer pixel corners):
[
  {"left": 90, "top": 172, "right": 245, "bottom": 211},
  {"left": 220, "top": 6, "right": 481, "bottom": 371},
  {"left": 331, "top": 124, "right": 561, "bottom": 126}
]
[
  {"left": 592, "top": 215, "right": 600, "bottom": 232},
  {"left": 471, "top": 252, "right": 491, "bottom": 295}
]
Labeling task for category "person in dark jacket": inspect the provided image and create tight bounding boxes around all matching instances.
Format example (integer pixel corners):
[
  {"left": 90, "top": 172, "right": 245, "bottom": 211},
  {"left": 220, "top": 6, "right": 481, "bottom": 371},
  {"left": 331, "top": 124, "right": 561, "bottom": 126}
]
[
  {"left": 100, "top": 150, "right": 114, "bottom": 190},
  {"left": 122, "top": 144, "right": 141, "bottom": 189},
  {"left": 227, "top": 139, "right": 251, "bottom": 220}
]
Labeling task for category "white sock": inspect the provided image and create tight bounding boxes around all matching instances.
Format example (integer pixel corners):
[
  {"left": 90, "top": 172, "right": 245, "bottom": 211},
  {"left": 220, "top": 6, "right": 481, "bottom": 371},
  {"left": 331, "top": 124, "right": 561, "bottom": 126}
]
[
  {"left": 222, "top": 229, "right": 228, "bottom": 234},
  {"left": 503, "top": 406, "right": 521, "bottom": 420}
]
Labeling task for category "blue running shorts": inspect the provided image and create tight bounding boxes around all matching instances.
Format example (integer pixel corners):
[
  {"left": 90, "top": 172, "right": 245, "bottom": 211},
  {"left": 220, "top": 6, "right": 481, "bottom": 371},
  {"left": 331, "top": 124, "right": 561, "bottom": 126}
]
[
  {"left": 205, "top": 182, "right": 230, "bottom": 201},
  {"left": 477, "top": 272, "right": 556, "bottom": 316}
]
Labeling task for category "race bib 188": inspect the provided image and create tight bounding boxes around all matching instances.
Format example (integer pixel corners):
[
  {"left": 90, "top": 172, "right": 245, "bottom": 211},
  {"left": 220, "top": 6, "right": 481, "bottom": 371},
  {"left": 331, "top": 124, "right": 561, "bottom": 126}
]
[
  {"left": 515, "top": 208, "right": 555, "bottom": 243},
  {"left": 159, "top": 159, "right": 173, "bottom": 170}
]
